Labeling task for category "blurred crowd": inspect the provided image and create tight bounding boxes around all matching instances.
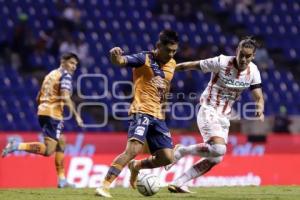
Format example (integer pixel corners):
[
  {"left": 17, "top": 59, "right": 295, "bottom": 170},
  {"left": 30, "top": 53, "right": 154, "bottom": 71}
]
[
  {"left": 0, "top": 0, "right": 295, "bottom": 134},
  {"left": 0, "top": 0, "right": 90, "bottom": 74}
]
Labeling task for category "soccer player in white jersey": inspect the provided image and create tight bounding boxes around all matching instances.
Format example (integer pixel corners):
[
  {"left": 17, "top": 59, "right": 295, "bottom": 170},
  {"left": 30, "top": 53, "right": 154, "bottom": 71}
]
[{"left": 166, "top": 37, "right": 265, "bottom": 193}]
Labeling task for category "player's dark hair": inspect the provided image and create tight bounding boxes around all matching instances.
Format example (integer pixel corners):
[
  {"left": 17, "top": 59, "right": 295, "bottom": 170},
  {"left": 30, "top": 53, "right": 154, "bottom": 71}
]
[
  {"left": 238, "top": 36, "right": 261, "bottom": 53},
  {"left": 61, "top": 52, "right": 80, "bottom": 63},
  {"left": 158, "top": 29, "right": 179, "bottom": 45}
]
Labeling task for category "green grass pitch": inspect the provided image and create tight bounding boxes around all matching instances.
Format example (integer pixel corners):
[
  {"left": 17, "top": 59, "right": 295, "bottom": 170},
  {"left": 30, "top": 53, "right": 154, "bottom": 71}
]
[{"left": 1, "top": 186, "right": 300, "bottom": 200}]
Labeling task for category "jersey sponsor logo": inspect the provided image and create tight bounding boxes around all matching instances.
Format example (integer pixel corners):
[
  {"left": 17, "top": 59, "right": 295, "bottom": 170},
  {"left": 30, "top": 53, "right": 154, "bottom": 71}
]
[{"left": 220, "top": 77, "right": 250, "bottom": 88}]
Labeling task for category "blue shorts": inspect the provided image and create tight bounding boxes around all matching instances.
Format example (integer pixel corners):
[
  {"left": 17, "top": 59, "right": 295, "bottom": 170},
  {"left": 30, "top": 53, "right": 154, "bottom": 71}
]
[
  {"left": 38, "top": 115, "right": 64, "bottom": 141},
  {"left": 128, "top": 113, "right": 173, "bottom": 154}
]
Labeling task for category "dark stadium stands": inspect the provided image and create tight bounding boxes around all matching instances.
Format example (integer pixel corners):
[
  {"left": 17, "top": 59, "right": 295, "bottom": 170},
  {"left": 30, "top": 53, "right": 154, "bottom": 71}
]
[{"left": 0, "top": 0, "right": 299, "bottom": 131}]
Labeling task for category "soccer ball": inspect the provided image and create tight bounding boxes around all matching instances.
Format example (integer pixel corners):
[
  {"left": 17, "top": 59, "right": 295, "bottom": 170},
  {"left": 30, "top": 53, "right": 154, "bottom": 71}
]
[{"left": 137, "top": 173, "right": 160, "bottom": 196}]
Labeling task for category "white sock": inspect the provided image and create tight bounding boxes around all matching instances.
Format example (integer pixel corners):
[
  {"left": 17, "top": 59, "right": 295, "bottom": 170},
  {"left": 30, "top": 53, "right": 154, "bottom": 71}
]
[
  {"left": 180, "top": 143, "right": 211, "bottom": 157},
  {"left": 173, "top": 158, "right": 216, "bottom": 187},
  {"left": 173, "top": 168, "right": 198, "bottom": 187}
]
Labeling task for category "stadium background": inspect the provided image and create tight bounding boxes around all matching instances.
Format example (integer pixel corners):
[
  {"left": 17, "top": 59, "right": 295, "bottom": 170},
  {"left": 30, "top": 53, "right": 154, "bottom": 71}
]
[{"left": 1, "top": 0, "right": 300, "bottom": 188}]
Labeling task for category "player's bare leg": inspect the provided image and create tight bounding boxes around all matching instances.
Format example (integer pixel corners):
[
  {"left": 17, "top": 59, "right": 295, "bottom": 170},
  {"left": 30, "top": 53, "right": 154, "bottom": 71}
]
[
  {"left": 96, "top": 140, "right": 143, "bottom": 197},
  {"left": 129, "top": 148, "right": 174, "bottom": 188},
  {"left": 132, "top": 148, "right": 174, "bottom": 169},
  {"left": 55, "top": 136, "right": 75, "bottom": 188},
  {"left": 2, "top": 137, "right": 57, "bottom": 157},
  {"left": 128, "top": 159, "right": 139, "bottom": 189},
  {"left": 164, "top": 144, "right": 182, "bottom": 170}
]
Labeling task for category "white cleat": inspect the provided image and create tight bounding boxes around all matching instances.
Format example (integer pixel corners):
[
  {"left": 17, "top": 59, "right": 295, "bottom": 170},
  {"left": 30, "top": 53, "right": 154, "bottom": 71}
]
[
  {"left": 165, "top": 144, "right": 182, "bottom": 171},
  {"left": 95, "top": 187, "right": 112, "bottom": 198},
  {"left": 57, "top": 179, "right": 76, "bottom": 188}
]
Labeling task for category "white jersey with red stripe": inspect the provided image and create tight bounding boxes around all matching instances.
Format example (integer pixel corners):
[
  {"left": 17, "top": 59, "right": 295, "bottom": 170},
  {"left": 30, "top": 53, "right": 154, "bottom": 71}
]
[{"left": 199, "top": 54, "right": 262, "bottom": 116}]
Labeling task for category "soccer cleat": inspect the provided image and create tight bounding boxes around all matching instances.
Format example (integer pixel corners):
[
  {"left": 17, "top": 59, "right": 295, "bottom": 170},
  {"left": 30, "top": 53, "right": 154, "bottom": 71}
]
[
  {"left": 95, "top": 187, "right": 112, "bottom": 198},
  {"left": 168, "top": 184, "right": 194, "bottom": 193},
  {"left": 165, "top": 144, "right": 182, "bottom": 171},
  {"left": 57, "top": 179, "right": 76, "bottom": 188},
  {"left": 128, "top": 160, "right": 139, "bottom": 189},
  {"left": 2, "top": 139, "right": 18, "bottom": 157}
]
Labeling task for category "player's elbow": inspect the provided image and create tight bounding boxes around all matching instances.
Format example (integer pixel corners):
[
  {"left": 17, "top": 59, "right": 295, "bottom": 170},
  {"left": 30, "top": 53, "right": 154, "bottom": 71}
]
[{"left": 44, "top": 148, "right": 55, "bottom": 156}]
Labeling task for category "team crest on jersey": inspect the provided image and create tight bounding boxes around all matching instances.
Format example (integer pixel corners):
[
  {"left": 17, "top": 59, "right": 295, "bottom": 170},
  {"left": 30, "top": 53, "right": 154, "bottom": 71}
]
[{"left": 134, "top": 126, "right": 146, "bottom": 136}]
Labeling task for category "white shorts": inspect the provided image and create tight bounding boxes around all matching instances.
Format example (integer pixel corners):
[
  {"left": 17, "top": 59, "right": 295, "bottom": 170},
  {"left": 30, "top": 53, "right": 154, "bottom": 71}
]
[{"left": 197, "top": 105, "right": 230, "bottom": 144}]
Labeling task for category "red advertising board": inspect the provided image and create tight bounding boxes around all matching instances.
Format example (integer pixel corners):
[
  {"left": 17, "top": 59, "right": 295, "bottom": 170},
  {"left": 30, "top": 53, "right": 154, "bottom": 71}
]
[
  {"left": 1, "top": 154, "right": 300, "bottom": 188},
  {"left": 1, "top": 132, "right": 300, "bottom": 188},
  {"left": 1, "top": 132, "right": 300, "bottom": 156}
]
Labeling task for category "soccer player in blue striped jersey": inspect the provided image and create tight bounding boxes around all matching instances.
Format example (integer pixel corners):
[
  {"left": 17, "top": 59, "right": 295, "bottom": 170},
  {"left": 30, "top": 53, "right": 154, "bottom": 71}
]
[{"left": 96, "top": 30, "right": 179, "bottom": 198}]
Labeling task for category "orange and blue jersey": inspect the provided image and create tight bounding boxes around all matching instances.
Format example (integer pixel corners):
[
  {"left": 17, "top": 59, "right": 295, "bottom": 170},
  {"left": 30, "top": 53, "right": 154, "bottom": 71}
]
[
  {"left": 37, "top": 68, "right": 72, "bottom": 120},
  {"left": 124, "top": 51, "right": 176, "bottom": 119}
]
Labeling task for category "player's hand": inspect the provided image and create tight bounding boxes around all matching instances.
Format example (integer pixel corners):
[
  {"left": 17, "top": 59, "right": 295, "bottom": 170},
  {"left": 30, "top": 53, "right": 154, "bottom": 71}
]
[
  {"left": 76, "top": 116, "right": 84, "bottom": 127},
  {"left": 255, "top": 111, "right": 264, "bottom": 122},
  {"left": 110, "top": 47, "right": 124, "bottom": 56},
  {"left": 110, "top": 47, "right": 126, "bottom": 65}
]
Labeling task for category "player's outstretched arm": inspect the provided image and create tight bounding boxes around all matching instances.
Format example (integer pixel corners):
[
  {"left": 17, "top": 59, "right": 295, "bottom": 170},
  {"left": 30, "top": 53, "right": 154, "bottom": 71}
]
[
  {"left": 61, "top": 90, "right": 83, "bottom": 127},
  {"left": 175, "top": 61, "right": 200, "bottom": 71},
  {"left": 109, "top": 47, "right": 127, "bottom": 66},
  {"left": 251, "top": 88, "right": 265, "bottom": 122}
]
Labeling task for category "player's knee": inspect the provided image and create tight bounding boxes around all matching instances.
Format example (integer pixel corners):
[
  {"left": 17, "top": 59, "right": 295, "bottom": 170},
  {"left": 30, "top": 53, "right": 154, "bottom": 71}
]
[
  {"left": 44, "top": 137, "right": 58, "bottom": 156},
  {"left": 44, "top": 148, "right": 55, "bottom": 156},
  {"left": 207, "top": 156, "right": 223, "bottom": 164},
  {"left": 124, "top": 140, "right": 143, "bottom": 159},
  {"left": 56, "top": 138, "right": 66, "bottom": 152},
  {"left": 211, "top": 144, "right": 226, "bottom": 156}
]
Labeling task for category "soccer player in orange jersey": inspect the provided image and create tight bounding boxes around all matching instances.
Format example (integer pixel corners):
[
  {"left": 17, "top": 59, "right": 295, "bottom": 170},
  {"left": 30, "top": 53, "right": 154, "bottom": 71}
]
[
  {"left": 2, "top": 52, "right": 83, "bottom": 188},
  {"left": 95, "top": 30, "right": 179, "bottom": 198}
]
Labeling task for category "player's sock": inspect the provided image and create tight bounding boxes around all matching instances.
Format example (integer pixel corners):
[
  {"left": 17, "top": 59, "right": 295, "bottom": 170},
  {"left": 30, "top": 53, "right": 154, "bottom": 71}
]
[
  {"left": 102, "top": 163, "right": 123, "bottom": 188},
  {"left": 180, "top": 143, "right": 211, "bottom": 156},
  {"left": 173, "top": 158, "right": 217, "bottom": 187},
  {"left": 55, "top": 152, "right": 65, "bottom": 180},
  {"left": 180, "top": 143, "right": 226, "bottom": 157},
  {"left": 18, "top": 142, "right": 46, "bottom": 155}
]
